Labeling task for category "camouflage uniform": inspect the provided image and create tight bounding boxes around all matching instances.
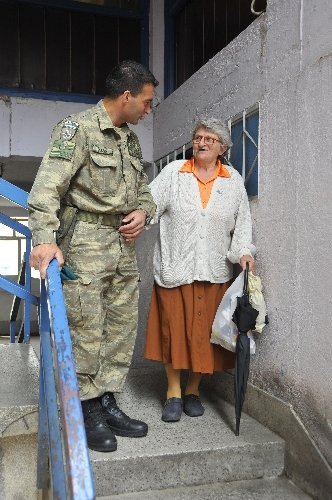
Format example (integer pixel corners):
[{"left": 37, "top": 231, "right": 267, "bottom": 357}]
[{"left": 28, "top": 100, "right": 156, "bottom": 400}]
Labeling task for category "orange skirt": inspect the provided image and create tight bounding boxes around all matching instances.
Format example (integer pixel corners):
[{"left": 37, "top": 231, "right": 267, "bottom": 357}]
[{"left": 144, "top": 281, "right": 235, "bottom": 373}]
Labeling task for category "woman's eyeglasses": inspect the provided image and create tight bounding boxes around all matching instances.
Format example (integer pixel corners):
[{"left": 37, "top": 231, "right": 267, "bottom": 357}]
[{"left": 192, "top": 135, "right": 221, "bottom": 145}]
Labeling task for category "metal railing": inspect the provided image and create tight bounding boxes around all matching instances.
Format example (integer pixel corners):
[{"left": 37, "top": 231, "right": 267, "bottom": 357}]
[
  {"left": 0, "top": 184, "right": 33, "bottom": 342},
  {"left": 0, "top": 177, "right": 95, "bottom": 499},
  {"left": 38, "top": 259, "right": 95, "bottom": 499}
]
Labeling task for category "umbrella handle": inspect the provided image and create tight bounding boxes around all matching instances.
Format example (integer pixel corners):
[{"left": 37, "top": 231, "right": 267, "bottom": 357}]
[{"left": 243, "top": 262, "right": 249, "bottom": 295}]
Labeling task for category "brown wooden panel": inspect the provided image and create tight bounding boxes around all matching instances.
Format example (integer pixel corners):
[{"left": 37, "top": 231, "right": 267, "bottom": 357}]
[
  {"left": 45, "top": 8, "right": 70, "bottom": 92},
  {"left": 239, "top": 0, "right": 257, "bottom": 33},
  {"left": 183, "top": 1, "right": 195, "bottom": 81},
  {"left": 20, "top": 4, "right": 45, "bottom": 89},
  {"left": 0, "top": 3, "right": 19, "bottom": 86},
  {"left": 192, "top": 0, "right": 203, "bottom": 74},
  {"left": 95, "top": 15, "right": 119, "bottom": 95},
  {"left": 118, "top": 18, "right": 141, "bottom": 63},
  {"left": 175, "top": 7, "right": 186, "bottom": 88},
  {"left": 214, "top": 0, "right": 227, "bottom": 53},
  {"left": 203, "top": 0, "right": 215, "bottom": 63},
  {"left": 71, "top": 11, "right": 94, "bottom": 93},
  {"left": 225, "top": 0, "right": 240, "bottom": 45}
]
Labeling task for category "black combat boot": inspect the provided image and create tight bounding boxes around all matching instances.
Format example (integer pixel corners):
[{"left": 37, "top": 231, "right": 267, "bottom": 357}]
[
  {"left": 101, "top": 392, "right": 148, "bottom": 437},
  {"left": 81, "top": 398, "right": 117, "bottom": 452}
]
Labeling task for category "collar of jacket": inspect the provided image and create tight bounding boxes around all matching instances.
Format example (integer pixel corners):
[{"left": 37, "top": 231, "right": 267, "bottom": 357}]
[
  {"left": 180, "top": 157, "right": 231, "bottom": 177},
  {"left": 96, "top": 99, "right": 132, "bottom": 137}
]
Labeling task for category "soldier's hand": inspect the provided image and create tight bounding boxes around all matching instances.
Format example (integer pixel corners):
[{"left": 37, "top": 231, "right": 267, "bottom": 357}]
[
  {"left": 119, "top": 209, "right": 146, "bottom": 242},
  {"left": 29, "top": 243, "right": 64, "bottom": 279}
]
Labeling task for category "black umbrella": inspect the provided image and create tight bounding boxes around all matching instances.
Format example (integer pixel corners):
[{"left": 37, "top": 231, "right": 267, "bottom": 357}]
[{"left": 232, "top": 263, "right": 258, "bottom": 436}]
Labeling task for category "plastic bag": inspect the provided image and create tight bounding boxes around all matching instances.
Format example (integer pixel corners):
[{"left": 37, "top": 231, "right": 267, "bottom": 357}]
[
  {"left": 211, "top": 272, "right": 256, "bottom": 354},
  {"left": 248, "top": 273, "right": 268, "bottom": 333}
]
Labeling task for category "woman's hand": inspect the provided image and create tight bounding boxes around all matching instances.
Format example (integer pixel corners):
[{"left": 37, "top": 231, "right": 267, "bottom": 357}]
[{"left": 240, "top": 254, "right": 256, "bottom": 273}]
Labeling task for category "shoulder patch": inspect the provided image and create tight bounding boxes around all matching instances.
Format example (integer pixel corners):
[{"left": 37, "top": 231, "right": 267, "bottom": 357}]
[
  {"left": 49, "top": 140, "right": 76, "bottom": 160},
  {"left": 61, "top": 120, "right": 79, "bottom": 140}
]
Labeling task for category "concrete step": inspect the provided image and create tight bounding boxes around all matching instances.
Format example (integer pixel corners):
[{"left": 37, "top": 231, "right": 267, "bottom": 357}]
[
  {"left": 99, "top": 477, "right": 312, "bottom": 499},
  {"left": 0, "top": 343, "right": 39, "bottom": 438},
  {"left": 0, "top": 343, "right": 39, "bottom": 499},
  {"left": 91, "top": 368, "right": 286, "bottom": 497}
]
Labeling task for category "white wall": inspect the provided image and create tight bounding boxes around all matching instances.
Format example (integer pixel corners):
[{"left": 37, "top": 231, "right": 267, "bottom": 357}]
[
  {"left": 153, "top": 0, "right": 332, "bottom": 466},
  {"left": 0, "top": 96, "right": 153, "bottom": 162}
]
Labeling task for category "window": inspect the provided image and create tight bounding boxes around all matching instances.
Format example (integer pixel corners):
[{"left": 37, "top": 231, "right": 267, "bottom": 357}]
[
  {"left": 0, "top": 218, "right": 39, "bottom": 278},
  {"left": 229, "top": 106, "right": 259, "bottom": 197},
  {"left": 165, "top": 0, "right": 267, "bottom": 95},
  {"left": 0, "top": 0, "right": 149, "bottom": 98}
]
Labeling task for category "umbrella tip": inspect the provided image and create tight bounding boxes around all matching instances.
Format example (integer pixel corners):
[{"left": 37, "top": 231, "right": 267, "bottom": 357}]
[{"left": 235, "top": 419, "right": 240, "bottom": 436}]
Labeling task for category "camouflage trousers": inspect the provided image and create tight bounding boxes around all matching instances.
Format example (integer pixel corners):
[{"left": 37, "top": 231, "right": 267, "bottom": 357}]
[{"left": 62, "top": 220, "right": 139, "bottom": 401}]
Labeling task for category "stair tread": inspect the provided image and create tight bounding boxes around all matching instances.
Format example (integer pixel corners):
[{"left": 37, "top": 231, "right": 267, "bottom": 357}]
[
  {"left": 90, "top": 368, "right": 285, "bottom": 496},
  {"left": 0, "top": 344, "right": 39, "bottom": 437},
  {"left": 90, "top": 368, "right": 284, "bottom": 462},
  {"left": 98, "top": 477, "right": 312, "bottom": 499}
]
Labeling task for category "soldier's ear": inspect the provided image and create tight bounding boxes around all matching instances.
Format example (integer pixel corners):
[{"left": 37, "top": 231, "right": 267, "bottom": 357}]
[{"left": 123, "top": 90, "right": 131, "bottom": 103}]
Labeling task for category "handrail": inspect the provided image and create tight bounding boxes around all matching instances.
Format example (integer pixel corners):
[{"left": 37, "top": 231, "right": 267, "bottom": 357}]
[
  {"left": 0, "top": 177, "right": 29, "bottom": 209},
  {"left": 43, "top": 259, "right": 95, "bottom": 499},
  {"left": 0, "top": 178, "right": 95, "bottom": 498}
]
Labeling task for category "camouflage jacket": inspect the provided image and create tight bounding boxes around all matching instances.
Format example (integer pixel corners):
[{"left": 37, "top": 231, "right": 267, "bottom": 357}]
[{"left": 28, "top": 100, "right": 156, "bottom": 246}]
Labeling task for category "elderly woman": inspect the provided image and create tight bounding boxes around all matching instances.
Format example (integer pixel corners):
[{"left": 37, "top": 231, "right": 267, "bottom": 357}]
[{"left": 144, "top": 117, "right": 255, "bottom": 422}]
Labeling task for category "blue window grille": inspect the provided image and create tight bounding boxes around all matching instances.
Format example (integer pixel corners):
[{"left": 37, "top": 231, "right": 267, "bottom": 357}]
[{"left": 229, "top": 107, "right": 259, "bottom": 197}]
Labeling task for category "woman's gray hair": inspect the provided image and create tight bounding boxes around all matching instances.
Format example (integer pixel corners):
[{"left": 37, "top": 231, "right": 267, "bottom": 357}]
[{"left": 193, "top": 117, "right": 233, "bottom": 150}]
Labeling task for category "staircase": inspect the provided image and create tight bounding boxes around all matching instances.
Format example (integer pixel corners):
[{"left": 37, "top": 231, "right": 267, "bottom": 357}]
[
  {"left": 89, "top": 368, "right": 311, "bottom": 499},
  {"left": 0, "top": 343, "right": 315, "bottom": 499}
]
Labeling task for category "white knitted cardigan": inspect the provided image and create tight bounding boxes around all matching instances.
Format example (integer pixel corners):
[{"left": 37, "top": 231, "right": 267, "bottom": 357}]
[{"left": 149, "top": 159, "right": 255, "bottom": 288}]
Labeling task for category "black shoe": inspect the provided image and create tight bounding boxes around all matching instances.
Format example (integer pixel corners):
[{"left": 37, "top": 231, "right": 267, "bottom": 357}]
[
  {"left": 161, "top": 397, "right": 183, "bottom": 422},
  {"left": 101, "top": 392, "right": 148, "bottom": 437},
  {"left": 183, "top": 394, "right": 205, "bottom": 417},
  {"left": 81, "top": 398, "right": 117, "bottom": 452}
]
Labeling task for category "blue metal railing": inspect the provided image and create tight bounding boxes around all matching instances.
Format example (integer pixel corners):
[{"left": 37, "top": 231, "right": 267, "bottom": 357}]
[
  {"left": 38, "top": 260, "right": 95, "bottom": 499},
  {"left": 0, "top": 180, "right": 33, "bottom": 342},
  {"left": 0, "top": 177, "right": 95, "bottom": 499}
]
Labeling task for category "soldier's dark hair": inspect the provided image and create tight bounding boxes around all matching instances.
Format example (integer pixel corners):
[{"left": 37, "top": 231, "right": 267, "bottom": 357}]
[{"left": 105, "top": 60, "right": 158, "bottom": 98}]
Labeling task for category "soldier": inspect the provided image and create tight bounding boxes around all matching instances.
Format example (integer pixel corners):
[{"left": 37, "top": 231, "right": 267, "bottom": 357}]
[{"left": 28, "top": 60, "right": 158, "bottom": 452}]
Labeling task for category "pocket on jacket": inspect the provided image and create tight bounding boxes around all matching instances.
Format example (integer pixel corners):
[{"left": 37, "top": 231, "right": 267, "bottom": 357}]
[{"left": 90, "top": 151, "right": 120, "bottom": 195}]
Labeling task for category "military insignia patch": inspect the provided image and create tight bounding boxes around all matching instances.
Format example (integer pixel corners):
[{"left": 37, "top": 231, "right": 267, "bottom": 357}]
[
  {"left": 49, "top": 140, "right": 76, "bottom": 160},
  {"left": 91, "top": 144, "right": 113, "bottom": 155},
  {"left": 127, "top": 135, "right": 143, "bottom": 160},
  {"left": 61, "top": 120, "right": 79, "bottom": 140}
]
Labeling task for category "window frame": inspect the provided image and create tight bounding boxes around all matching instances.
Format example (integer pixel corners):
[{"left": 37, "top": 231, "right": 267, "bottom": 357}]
[
  {"left": 0, "top": 0, "right": 150, "bottom": 103},
  {"left": 228, "top": 104, "right": 260, "bottom": 198},
  {"left": 164, "top": 0, "right": 266, "bottom": 97}
]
